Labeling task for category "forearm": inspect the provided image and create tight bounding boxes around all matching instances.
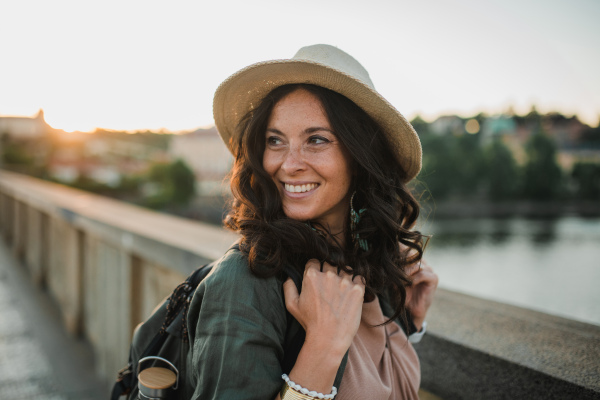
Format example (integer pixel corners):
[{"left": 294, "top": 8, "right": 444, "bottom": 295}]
[{"left": 285, "top": 337, "right": 345, "bottom": 395}]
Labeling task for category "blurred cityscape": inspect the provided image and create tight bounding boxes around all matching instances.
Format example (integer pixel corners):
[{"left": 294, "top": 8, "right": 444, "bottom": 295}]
[
  {"left": 1, "top": 107, "right": 599, "bottom": 224},
  {"left": 2, "top": 108, "right": 599, "bottom": 399}
]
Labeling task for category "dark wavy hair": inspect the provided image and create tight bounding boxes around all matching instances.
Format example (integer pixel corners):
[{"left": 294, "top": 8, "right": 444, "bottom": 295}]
[{"left": 224, "top": 83, "right": 424, "bottom": 323}]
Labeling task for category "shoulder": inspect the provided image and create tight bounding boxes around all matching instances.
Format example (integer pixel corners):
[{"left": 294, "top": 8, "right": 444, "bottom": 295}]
[
  {"left": 189, "top": 246, "right": 287, "bottom": 331},
  {"left": 202, "top": 247, "right": 284, "bottom": 299},
  {"left": 185, "top": 247, "right": 290, "bottom": 399}
]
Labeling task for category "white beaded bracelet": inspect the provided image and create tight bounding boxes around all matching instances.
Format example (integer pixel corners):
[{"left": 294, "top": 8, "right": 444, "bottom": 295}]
[{"left": 281, "top": 374, "right": 337, "bottom": 399}]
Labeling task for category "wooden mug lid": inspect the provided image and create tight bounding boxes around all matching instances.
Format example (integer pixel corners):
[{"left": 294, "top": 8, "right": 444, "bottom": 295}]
[{"left": 138, "top": 367, "right": 177, "bottom": 389}]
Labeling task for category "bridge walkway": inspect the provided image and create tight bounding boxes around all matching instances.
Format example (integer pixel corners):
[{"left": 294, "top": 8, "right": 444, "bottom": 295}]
[{"left": 0, "top": 238, "right": 105, "bottom": 399}]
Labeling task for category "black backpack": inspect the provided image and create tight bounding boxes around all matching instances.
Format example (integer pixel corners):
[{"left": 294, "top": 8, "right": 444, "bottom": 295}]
[{"left": 111, "top": 247, "right": 304, "bottom": 400}]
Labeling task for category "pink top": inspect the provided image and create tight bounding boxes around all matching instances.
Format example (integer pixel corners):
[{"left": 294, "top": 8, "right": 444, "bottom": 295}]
[{"left": 336, "top": 297, "right": 420, "bottom": 400}]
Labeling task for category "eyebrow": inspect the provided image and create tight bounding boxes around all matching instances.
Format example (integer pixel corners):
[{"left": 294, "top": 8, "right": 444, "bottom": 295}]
[{"left": 266, "top": 127, "right": 335, "bottom": 135}]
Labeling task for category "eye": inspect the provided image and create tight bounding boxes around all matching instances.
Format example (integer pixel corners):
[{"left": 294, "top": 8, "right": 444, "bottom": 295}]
[
  {"left": 308, "top": 135, "right": 330, "bottom": 145},
  {"left": 266, "top": 135, "right": 282, "bottom": 146}
]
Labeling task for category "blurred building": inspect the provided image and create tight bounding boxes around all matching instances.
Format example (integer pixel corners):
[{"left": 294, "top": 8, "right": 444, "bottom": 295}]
[
  {"left": 430, "top": 115, "right": 464, "bottom": 135},
  {"left": 170, "top": 127, "right": 233, "bottom": 195},
  {"left": 0, "top": 109, "right": 49, "bottom": 138},
  {"left": 85, "top": 134, "right": 167, "bottom": 162},
  {"left": 45, "top": 130, "right": 167, "bottom": 186},
  {"left": 541, "top": 113, "right": 588, "bottom": 150},
  {"left": 481, "top": 115, "right": 517, "bottom": 138}
]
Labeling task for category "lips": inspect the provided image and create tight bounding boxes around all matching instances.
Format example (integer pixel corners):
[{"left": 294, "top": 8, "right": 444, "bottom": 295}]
[{"left": 284, "top": 183, "right": 319, "bottom": 193}]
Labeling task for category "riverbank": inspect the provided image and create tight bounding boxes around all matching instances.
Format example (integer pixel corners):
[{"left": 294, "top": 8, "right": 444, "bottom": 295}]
[
  {"left": 421, "top": 199, "right": 600, "bottom": 219},
  {"left": 167, "top": 196, "right": 600, "bottom": 226}
]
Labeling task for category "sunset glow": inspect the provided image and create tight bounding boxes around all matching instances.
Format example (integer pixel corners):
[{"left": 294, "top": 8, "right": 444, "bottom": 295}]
[{"left": 2, "top": 0, "right": 599, "bottom": 132}]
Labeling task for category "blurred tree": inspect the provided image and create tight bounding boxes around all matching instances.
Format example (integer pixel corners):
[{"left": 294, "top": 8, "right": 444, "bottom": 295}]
[
  {"left": 578, "top": 125, "right": 600, "bottom": 149},
  {"left": 471, "top": 112, "right": 488, "bottom": 130},
  {"left": 144, "top": 162, "right": 172, "bottom": 209},
  {"left": 521, "top": 132, "right": 563, "bottom": 200},
  {"left": 169, "top": 159, "right": 196, "bottom": 205},
  {"left": 143, "top": 159, "right": 196, "bottom": 208},
  {"left": 2, "top": 140, "right": 34, "bottom": 165},
  {"left": 571, "top": 162, "right": 600, "bottom": 200},
  {"left": 419, "top": 132, "right": 488, "bottom": 200},
  {"left": 484, "top": 139, "right": 520, "bottom": 200},
  {"left": 453, "top": 133, "right": 487, "bottom": 196},
  {"left": 419, "top": 134, "right": 458, "bottom": 198},
  {"left": 410, "top": 115, "right": 430, "bottom": 136},
  {"left": 71, "top": 174, "right": 112, "bottom": 194},
  {"left": 524, "top": 105, "right": 541, "bottom": 126}
]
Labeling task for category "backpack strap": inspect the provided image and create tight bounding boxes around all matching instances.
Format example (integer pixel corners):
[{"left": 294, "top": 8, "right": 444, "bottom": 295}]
[{"left": 111, "top": 363, "right": 133, "bottom": 400}]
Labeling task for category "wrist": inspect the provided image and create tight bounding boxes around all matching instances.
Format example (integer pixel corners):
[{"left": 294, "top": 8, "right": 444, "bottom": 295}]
[
  {"left": 280, "top": 374, "right": 337, "bottom": 400},
  {"left": 304, "top": 331, "right": 349, "bottom": 361},
  {"left": 288, "top": 337, "right": 345, "bottom": 394},
  {"left": 411, "top": 316, "right": 425, "bottom": 332}
]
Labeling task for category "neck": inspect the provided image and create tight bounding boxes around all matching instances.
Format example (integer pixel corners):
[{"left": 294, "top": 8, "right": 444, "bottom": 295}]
[
  {"left": 311, "top": 222, "right": 347, "bottom": 250},
  {"left": 330, "top": 229, "right": 346, "bottom": 249}
]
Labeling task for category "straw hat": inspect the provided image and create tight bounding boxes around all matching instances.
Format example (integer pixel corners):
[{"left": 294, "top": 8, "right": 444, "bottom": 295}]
[{"left": 213, "top": 44, "right": 422, "bottom": 182}]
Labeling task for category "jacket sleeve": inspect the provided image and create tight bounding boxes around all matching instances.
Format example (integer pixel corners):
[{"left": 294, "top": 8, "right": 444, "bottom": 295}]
[{"left": 187, "top": 250, "right": 288, "bottom": 400}]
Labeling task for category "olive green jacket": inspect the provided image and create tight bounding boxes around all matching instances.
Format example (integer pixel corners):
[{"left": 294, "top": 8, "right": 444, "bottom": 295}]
[{"left": 184, "top": 246, "right": 403, "bottom": 400}]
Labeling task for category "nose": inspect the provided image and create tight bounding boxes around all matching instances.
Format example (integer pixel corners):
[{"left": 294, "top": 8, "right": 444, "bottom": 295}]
[{"left": 280, "top": 145, "right": 306, "bottom": 175}]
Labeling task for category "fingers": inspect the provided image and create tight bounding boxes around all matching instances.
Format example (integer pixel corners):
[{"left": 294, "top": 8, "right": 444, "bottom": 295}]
[
  {"left": 406, "top": 260, "right": 434, "bottom": 276},
  {"left": 409, "top": 265, "right": 439, "bottom": 288},
  {"left": 320, "top": 261, "right": 339, "bottom": 275},
  {"left": 352, "top": 274, "right": 367, "bottom": 286},
  {"left": 404, "top": 260, "right": 437, "bottom": 291},
  {"left": 321, "top": 262, "right": 365, "bottom": 287},
  {"left": 305, "top": 259, "right": 352, "bottom": 277},
  {"left": 304, "top": 258, "right": 322, "bottom": 273},
  {"left": 291, "top": 260, "right": 366, "bottom": 354},
  {"left": 406, "top": 263, "right": 420, "bottom": 277},
  {"left": 303, "top": 259, "right": 365, "bottom": 293}
]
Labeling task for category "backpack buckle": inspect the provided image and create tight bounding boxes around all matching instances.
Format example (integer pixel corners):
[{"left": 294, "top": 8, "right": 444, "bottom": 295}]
[{"left": 116, "top": 363, "right": 133, "bottom": 382}]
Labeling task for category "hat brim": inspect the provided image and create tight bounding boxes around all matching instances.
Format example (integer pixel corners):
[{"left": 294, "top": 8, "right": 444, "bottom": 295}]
[{"left": 213, "top": 59, "right": 422, "bottom": 182}]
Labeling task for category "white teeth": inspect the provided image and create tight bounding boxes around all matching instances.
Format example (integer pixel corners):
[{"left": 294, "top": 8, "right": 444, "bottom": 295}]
[{"left": 285, "top": 183, "right": 317, "bottom": 193}]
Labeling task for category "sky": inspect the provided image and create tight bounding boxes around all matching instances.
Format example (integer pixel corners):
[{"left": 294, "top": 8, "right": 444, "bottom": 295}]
[{"left": 1, "top": 0, "right": 599, "bottom": 132}]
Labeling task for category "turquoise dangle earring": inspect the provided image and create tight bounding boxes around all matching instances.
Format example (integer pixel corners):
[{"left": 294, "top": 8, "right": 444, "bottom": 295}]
[{"left": 350, "top": 191, "right": 369, "bottom": 251}]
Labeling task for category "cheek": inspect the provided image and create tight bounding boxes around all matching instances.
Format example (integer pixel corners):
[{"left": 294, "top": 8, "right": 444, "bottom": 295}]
[
  {"left": 262, "top": 152, "right": 277, "bottom": 177},
  {"left": 319, "top": 159, "right": 353, "bottom": 193},
  {"left": 331, "top": 156, "right": 353, "bottom": 188}
]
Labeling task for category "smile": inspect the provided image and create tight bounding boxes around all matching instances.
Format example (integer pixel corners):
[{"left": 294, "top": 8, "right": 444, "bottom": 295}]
[{"left": 284, "top": 183, "right": 319, "bottom": 193}]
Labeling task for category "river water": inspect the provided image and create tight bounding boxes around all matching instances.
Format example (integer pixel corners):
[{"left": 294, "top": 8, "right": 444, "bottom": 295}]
[{"left": 419, "top": 216, "right": 600, "bottom": 326}]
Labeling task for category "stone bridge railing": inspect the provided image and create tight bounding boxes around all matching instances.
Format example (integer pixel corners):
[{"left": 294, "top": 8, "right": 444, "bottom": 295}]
[{"left": 1, "top": 170, "right": 598, "bottom": 399}]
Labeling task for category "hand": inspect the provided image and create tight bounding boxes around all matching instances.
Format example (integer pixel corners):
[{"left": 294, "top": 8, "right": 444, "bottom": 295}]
[
  {"left": 283, "top": 259, "right": 365, "bottom": 358},
  {"left": 405, "top": 260, "right": 438, "bottom": 331}
]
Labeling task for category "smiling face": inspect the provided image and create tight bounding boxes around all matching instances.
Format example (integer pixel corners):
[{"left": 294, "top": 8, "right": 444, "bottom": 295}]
[{"left": 262, "top": 88, "right": 354, "bottom": 233}]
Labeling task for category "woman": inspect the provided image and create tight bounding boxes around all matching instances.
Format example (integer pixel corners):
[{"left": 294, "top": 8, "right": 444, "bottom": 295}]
[{"left": 185, "top": 44, "right": 438, "bottom": 400}]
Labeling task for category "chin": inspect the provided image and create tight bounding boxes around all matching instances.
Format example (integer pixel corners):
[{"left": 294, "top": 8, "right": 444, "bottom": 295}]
[{"left": 282, "top": 207, "right": 315, "bottom": 222}]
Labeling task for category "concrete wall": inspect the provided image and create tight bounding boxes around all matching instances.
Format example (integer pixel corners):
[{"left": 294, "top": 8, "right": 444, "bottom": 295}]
[
  {"left": 1, "top": 170, "right": 599, "bottom": 399},
  {"left": 0, "top": 170, "right": 238, "bottom": 384},
  {"left": 413, "top": 290, "right": 600, "bottom": 399}
]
